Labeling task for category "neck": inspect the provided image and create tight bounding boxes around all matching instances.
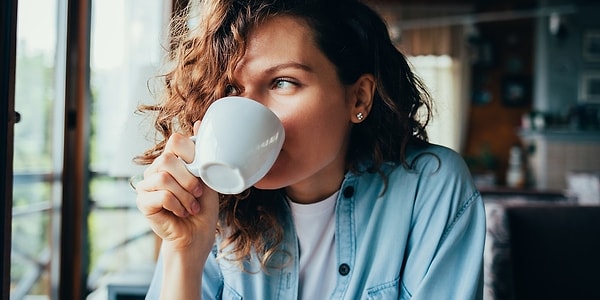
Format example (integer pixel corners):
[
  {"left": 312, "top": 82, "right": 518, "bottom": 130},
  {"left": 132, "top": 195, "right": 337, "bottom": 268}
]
[{"left": 285, "top": 171, "right": 345, "bottom": 204}]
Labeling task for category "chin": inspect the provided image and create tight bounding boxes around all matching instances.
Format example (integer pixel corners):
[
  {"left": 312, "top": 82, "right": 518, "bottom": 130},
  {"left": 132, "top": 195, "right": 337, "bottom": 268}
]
[
  {"left": 252, "top": 159, "right": 289, "bottom": 190},
  {"left": 253, "top": 176, "right": 286, "bottom": 190}
]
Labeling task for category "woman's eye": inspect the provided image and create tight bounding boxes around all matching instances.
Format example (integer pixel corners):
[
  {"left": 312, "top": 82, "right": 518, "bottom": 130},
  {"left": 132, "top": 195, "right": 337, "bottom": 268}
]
[
  {"left": 225, "top": 84, "right": 239, "bottom": 96},
  {"left": 272, "top": 78, "right": 297, "bottom": 90}
]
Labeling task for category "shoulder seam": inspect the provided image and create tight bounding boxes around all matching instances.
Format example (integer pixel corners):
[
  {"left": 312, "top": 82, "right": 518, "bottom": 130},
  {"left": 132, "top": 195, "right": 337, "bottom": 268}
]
[{"left": 439, "top": 190, "right": 481, "bottom": 243}]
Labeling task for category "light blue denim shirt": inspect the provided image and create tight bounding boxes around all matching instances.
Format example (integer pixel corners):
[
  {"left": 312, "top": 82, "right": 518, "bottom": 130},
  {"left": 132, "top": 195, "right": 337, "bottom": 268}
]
[{"left": 146, "top": 144, "right": 486, "bottom": 299}]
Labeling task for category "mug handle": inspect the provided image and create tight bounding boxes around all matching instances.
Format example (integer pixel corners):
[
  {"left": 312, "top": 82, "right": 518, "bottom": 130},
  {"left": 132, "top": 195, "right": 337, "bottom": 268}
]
[
  {"left": 181, "top": 135, "right": 246, "bottom": 194},
  {"left": 182, "top": 136, "right": 201, "bottom": 177}
]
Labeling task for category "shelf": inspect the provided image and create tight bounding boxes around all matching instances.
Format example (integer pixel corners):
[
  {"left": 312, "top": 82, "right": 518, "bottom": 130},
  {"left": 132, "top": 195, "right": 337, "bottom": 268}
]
[{"left": 519, "top": 129, "right": 600, "bottom": 142}]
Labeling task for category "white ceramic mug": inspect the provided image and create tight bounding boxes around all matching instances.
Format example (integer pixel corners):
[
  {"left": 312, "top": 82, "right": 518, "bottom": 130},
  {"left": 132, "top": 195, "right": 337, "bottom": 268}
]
[{"left": 185, "top": 96, "right": 285, "bottom": 194}]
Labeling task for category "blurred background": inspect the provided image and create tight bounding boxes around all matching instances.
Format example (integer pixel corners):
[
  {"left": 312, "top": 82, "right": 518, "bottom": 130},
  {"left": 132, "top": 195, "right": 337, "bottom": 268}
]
[{"left": 2, "top": 0, "right": 599, "bottom": 299}]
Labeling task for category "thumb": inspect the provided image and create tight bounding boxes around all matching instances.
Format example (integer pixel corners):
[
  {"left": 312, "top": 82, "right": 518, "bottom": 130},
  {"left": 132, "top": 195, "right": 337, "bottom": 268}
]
[{"left": 193, "top": 120, "right": 201, "bottom": 136}]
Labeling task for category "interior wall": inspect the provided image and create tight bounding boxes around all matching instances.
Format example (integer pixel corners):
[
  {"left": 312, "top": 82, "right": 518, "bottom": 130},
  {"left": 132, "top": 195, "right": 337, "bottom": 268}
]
[
  {"left": 463, "top": 16, "right": 534, "bottom": 186},
  {"left": 370, "top": 0, "right": 539, "bottom": 187},
  {"left": 534, "top": 0, "right": 600, "bottom": 113}
]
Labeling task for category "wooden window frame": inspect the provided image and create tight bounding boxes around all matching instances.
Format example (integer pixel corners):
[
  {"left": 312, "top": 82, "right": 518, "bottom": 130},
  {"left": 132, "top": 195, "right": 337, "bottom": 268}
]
[
  {"left": 1, "top": 0, "right": 91, "bottom": 298},
  {"left": 1, "top": 0, "right": 18, "bottom": 298},
  {"left": 1, "top": 0, "right": 188, "bottom": 298}
]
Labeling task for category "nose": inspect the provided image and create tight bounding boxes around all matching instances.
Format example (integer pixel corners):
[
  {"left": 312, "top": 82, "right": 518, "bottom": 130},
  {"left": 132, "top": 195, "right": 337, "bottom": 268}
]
[
  {"left": 239, "top": 91, "right": 268, "bottom": 107},
  {"left": 238, "top": 92, "right": 280, "bottom": 118},
  {"left": 239, "top": 90, "right": 259, "bottom": 102}
]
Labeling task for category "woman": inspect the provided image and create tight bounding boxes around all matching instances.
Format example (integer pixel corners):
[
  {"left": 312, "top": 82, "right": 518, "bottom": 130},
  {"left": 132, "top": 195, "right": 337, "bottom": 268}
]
[{"left": 135, "top": 0, "right": 486, "bottom": 299}]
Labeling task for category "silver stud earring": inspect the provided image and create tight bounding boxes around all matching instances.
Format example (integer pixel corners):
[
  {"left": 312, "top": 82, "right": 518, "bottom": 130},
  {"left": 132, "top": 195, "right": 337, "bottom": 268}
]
[{"left": 356, "top": 112, "right": 364, "bottom": 121}]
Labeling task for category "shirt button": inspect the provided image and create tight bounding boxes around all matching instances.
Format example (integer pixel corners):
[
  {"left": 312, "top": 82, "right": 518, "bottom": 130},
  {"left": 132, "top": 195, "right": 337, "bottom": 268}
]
[
  {"left": 343, "top": 186, "right": 354, "bottom": 198},
  {"left": 338, "top": 263, "right": 350, "bottom": 276}
]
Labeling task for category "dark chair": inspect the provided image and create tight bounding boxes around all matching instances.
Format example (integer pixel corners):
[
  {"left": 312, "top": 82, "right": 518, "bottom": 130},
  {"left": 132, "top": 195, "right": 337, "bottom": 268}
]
[{"left": 507, "top": 205, "right": 600, "bottom": 300}]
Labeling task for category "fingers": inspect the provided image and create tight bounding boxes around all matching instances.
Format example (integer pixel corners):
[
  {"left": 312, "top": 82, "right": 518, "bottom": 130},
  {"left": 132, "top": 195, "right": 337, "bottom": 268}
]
[
  {"left": 145, "top": 150, "right": 203, "bottom": 194},
  {"left": 137, "top": 132, "right": 204, "bottom": 218},
  {"left": 164, "top": 132, "right": 196, "bottom": 164},
  {"left": 136, "top": 168, "right": 201, "bottom": 218}
]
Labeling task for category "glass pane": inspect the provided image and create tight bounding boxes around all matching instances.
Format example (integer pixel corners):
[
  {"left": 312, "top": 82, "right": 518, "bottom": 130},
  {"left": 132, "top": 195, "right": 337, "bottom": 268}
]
[
  {"left": 86, "top": 0, "right": 167, "bottom": 295},
  {"left": 12, "top": 0, "right": 65, "bottom": 298}
]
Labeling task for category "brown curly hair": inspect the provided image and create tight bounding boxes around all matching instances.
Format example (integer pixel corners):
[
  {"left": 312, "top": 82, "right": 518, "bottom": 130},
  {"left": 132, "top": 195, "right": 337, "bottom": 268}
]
[{"left": 136, "top": 0, "right": 433, "bottom": 271}]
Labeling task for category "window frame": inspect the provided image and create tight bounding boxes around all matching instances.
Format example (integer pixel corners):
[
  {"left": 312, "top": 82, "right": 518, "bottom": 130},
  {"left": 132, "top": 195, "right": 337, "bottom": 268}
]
[
  {"left": 67, "top": 0, "right": 191, "bottom": 293},
  {"left": 2, "top": 0, "right": 189, "bottom": 298},
  {"left": 1, "top": 0, "right": 18, "bottom": 298},
  {"left": 60, "top": 0, "right": 92, "bottom": 299},
  {"left": 2, "top": 0, "right": 91, "bottom": 298}
]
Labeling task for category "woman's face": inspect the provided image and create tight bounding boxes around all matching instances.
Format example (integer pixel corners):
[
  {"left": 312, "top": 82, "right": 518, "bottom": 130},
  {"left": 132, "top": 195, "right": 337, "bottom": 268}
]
[{"left": 230, "top": 16, "right": 362, "bottom": 203}]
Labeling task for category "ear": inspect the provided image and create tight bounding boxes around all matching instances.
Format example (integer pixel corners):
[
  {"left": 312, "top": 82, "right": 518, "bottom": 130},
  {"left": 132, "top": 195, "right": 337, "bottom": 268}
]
[{"left": 349, "top": 74, "right": 375, "bottom": 123}]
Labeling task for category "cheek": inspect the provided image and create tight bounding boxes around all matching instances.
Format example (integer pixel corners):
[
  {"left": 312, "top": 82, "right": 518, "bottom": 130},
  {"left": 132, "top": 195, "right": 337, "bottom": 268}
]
[
  {"left": 279, "top": 107, "right": 349, "bottom": 157},
  {"left": 279, "top": 115, "right": 307, "bottom": 150},
  {"left": 256, "top": 102, "right": 350, "bottom": 189},
  {"left": 271, "top": 91, "right": 352, "bottom": 154}
]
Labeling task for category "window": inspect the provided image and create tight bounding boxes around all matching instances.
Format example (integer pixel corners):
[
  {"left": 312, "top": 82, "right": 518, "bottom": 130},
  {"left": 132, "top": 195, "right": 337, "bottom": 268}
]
[
  {"left": 87, "top": 0, "right": 168, "bottom": 294},
  {"left": 12, "top": 0, "right": 66, "bottom": 298},
  {"left": 9, "top": 0, "right": 170, "bottom": 298},
  {"left": 409, "top": 55, "right": 469, "bottom": 153}
]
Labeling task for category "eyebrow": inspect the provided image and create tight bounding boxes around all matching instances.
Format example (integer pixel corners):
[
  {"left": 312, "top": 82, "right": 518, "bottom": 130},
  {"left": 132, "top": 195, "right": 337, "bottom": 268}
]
[{"left": 263, "top": 62, "right": 314, "bottom": 74}]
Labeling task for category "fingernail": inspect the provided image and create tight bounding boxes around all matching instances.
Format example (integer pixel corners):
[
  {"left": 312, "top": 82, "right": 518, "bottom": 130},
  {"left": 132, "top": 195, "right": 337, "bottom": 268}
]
[
  {"left": 191, "top": 200, "right": 200, "bottom": 214},
  {"left": 193, "top": 185, "right": 203, "bottom": 198}
]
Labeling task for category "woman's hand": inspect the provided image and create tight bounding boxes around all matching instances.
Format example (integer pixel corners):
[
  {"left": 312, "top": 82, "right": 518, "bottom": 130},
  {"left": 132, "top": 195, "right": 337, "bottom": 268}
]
[
  {"left": 135, "top": 124, "right": 219, "bottom": 255},
  {"left": 135, "top": 123, "right": 218, "bottom": 299}
]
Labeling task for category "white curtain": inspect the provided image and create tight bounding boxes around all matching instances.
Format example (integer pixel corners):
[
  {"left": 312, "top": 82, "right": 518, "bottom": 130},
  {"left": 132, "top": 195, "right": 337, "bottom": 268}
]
[
  {"left": 372, "top": 4, "right": 472, "bottom": 154},
  {"left": 409, "top": 54, "right": 470, "bottom": 153}
]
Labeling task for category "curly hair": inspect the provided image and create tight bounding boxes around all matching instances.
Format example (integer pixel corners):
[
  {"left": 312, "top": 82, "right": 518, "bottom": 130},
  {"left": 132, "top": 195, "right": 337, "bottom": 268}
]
[{"left": 136, "top": 0, "right": 433, "bottom": 271}]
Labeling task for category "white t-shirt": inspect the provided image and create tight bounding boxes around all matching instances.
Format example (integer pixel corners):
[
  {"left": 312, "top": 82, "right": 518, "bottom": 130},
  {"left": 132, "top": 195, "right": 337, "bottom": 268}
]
[{"left": 288, "top": 191, "right": 338, "bottom": 300}]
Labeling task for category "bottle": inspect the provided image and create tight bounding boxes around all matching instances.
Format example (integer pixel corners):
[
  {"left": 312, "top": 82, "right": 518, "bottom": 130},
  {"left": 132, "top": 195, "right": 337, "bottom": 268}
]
[{"left": 506, "top": 146, "right": 525, "bottom": 188}]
